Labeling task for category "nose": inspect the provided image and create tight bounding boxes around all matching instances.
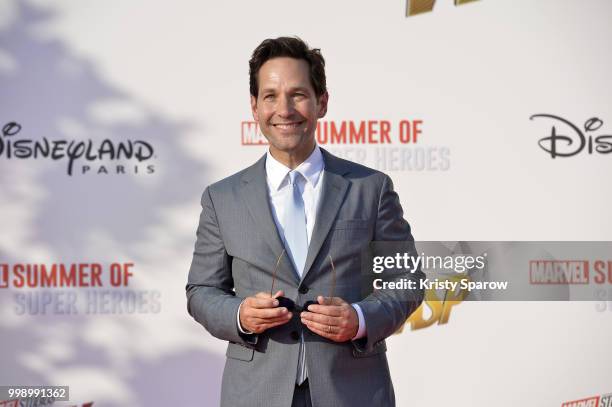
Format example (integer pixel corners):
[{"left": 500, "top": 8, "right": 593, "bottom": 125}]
[{"left": 276, "top": 95, "right": 294, "bottom": 117}]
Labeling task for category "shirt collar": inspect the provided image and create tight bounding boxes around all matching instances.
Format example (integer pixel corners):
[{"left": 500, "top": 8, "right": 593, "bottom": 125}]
[{"left": 265, "top": 145, "right": 324, "bottom": 191}]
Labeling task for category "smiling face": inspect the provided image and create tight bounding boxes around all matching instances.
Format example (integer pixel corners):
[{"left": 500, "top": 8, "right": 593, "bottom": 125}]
[{"left": 251, "top": 57, "right": 328, "bottom": 166}]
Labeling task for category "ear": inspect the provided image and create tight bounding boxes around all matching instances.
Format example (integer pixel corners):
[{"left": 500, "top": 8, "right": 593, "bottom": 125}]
[
  {"left": 250, "top": 95, "right": 259, "bottom": 122},
  {"left": 317, "top": 92, "right": 329, "bottom": 118}
]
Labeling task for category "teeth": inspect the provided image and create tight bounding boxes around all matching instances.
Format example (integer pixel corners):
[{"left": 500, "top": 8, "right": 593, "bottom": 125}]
[{"left": 274, "top": 123, "right": 301, "bottom": 129}]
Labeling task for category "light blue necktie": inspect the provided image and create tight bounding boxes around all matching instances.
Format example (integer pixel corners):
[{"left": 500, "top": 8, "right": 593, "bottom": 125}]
[
  {"left": 284, "top": 171, "right": 308, "bottom": 276},
  {"left": 283, "top": 170, "right": 308, "bottom": 384}
]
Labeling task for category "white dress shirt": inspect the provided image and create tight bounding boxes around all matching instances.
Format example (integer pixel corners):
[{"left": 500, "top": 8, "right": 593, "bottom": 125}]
[{"left": 237, "top": 145, "right": 366, "bottom": 340}]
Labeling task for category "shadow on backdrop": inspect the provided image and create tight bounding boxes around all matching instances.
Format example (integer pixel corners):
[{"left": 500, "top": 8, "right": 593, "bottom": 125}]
[{"left": 0, "top": 2, "right": 224, "bottom": 406}]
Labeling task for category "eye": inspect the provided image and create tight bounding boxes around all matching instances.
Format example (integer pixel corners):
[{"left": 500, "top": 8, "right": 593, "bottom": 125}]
[{"left": 263, "top": 94, "right": 275, "bottom": 101}]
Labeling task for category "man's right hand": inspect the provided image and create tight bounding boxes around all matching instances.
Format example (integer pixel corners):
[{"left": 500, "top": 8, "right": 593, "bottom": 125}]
[{"left": 239, "top": 290, "right": 292, "bottom": 334}]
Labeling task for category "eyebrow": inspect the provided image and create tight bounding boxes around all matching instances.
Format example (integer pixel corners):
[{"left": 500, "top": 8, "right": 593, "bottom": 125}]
[{"left": 260, "top": 86, "right": 311, "bottom": 94}]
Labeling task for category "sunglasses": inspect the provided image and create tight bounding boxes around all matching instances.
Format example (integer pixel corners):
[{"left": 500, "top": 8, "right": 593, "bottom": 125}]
[{"left": 270, "top": 249, "right": 336, "bottom": 314}]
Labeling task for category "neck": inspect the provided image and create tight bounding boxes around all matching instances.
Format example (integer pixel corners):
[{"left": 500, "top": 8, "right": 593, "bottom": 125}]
[{"left": 270, "top": 141, "right": 316, "bottom": 170}]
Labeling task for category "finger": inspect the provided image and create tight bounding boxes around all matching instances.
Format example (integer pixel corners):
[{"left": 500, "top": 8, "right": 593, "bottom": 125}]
[
  {"left": 303, "top": 324, "right": 333, "bottom": 339},
  {"left": 258, "top": 317, "right": 293, "bottom": 331},
  {"left": 301, "top": 319, "right": 338, "bottom": 340},
  {"left": 317, "top": 295, "right": 331, "bottom": 306},
  {"left": 249, "top": 306, "right": 290, "bottom": 319},
  {"left": 301, "top": 311, "right": 341, "bottom": 326},
  {"left": 251, "top": 313, "right": 293, "bottom": 325},
  {"left": 247, "top": 295, "right": 279, "bottom": 309},
  {"left": 244, "top": 311, "right": 292, "bottom": 333},
  {"left": 272, "top": 290, "right": 284, "bottom": 299},
  {"left": 251, "top": 309, "right": 293, "bottom": 321},
  {"left": 255, "top": 292, "right": 272, "bottom": 299},
  {"left": 328, "top": 296, "right": 347, "bottom": 306},
  {"left": 317, "top": 296, "right": 347, "bottom": 306},
  {"left": 305, "top": 303, "right": 343, "bottom": 316}
]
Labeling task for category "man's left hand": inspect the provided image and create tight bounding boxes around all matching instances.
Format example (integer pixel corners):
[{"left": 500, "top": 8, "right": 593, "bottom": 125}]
[{"left": 300, "top": 296, "right": 358, "bottom": 342}]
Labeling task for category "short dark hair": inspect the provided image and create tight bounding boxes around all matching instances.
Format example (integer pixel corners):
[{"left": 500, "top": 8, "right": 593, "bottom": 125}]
[{"left": 249, "top": 36, "right": 327, "bottom": 98}]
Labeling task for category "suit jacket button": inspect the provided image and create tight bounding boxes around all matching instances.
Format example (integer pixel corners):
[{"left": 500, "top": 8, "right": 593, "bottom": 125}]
[
  {"left": 290, "top": 331, "right": 300, "bottom": 341},
  {"left": 298, "top": 285, "right": 309, "bottom": 294}
]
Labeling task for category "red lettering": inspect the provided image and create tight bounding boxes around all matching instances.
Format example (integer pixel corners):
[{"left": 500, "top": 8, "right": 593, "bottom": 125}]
[
  {"left": 350, "top": 122, "right": 365, "bottom": 143},
  {"left": 123, "top": 263, "right": 134, "bottom": 286},
  {"left": 413, "top": 120, "right": 422, "bottom": 143},
  {"left": 399, "top": 120, "right": 411, "bottom": 143},
  {"left": 110, "top": 263, "right": 122, "bottom": 286},
  {"left": 367, "top": 121, "right": 378, "bottom": 144},
  {"left": 399, "top": 120, "right": 422, "bottom": 143},
  {"left": 330, "top": 122, "right": 346, "bottom": 144},
  {"left": 60, "top": 264, "right": 76, "bottom": 286},
  {"left": 316, "top": 121, "right": 328, "bottom": 144},
  {"left": 13, "top": 264, "right": 25, "bottom": 288},
  {"left": 91, "top": 263, "right": 103, "bottom": 286},
  {"left": 79, "top": 264, "right": 88, "bottom": 287},
  {"left": 380, "top": 120, "right": 391, "bottom": 143},
  {"left": 594, "top": 260, "right": 612, "bottom": 284},
  {"left": 0, "top": 264, "right": 7, "bottom": 288},
  {"left": 40, "top": 264, "right": 57, "bottom": 287},
  {"left": 26, "top": 264, "right": 38, "bottom": 287},
  {"left": 241, "top": 122, "right": 266, "bottom": 145},
  {"left": 562, "top": 397, "right": 600, "bottom": 407}
]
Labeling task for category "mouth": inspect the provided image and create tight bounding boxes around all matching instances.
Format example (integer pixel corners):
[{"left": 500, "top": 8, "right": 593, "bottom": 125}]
[{"left": 272, "top": 121, "right": 305, "bottom": 130}]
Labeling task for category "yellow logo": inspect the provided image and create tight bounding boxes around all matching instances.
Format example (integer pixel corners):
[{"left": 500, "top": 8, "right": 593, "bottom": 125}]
[
  {"left": 406, "top": 0, "right": 480, "bottom": 17},
  {"left": 400, "top": 274, "right": 468, "bottom": 331}
]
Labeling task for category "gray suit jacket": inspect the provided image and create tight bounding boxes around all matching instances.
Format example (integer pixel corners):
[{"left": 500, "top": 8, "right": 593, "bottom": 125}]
[{"left": 186, "top": 148, "right": 424, "bottom": 407}]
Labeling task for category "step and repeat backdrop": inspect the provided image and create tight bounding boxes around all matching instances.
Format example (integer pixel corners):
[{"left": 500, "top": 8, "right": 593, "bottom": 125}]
[{"left": 1, "top": 0, "right": 611, "bottom": 406}]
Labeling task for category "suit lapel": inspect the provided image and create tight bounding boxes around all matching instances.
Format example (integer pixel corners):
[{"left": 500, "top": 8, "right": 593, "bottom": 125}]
[
  {"left": 301, "top": 149, "right": 350, "bottom": 282},
  {"left": 240, "top": 155, "right": 299, "bottom": 284}
]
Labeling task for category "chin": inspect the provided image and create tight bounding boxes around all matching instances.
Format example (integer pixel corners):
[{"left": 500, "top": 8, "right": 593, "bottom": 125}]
[
  {"left": 273, "top": 144, "right": 301, "bottom": 154},
  {"left": 270, "top": 136, "right": 305, "bottom": 152}
]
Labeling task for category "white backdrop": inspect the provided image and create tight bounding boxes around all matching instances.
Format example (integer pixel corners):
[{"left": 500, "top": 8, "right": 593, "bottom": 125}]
[{"left": 1, "top": 0, "right": 611, "bottom": 405}]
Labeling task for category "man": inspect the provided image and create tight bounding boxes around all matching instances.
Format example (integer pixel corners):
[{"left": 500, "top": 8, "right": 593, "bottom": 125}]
[{"left": 186, "top": 37, "right": 424, "bottom": 407}]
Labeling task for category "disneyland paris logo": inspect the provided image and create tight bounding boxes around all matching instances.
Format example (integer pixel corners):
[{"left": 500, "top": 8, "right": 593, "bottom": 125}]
[{"left": 0, "top": 121, "right": 156, "bottom": 176}]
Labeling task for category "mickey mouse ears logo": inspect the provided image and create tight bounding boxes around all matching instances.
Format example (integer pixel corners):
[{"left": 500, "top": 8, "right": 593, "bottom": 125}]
[{"left": 406, "top": 0, "right": 480, "bottom": 17}]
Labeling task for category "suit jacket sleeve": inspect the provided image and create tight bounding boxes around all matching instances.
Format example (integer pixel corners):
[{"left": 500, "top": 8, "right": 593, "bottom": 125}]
[
  {"left": 353, "top": 174, "right": 425, "bottom": 354},
  {"left": 185, "top": 186, "right": 257, "bottom": 347}
]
